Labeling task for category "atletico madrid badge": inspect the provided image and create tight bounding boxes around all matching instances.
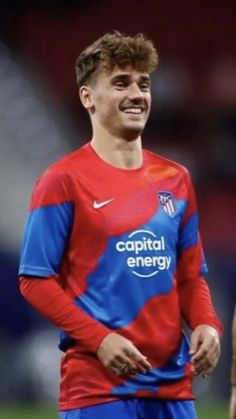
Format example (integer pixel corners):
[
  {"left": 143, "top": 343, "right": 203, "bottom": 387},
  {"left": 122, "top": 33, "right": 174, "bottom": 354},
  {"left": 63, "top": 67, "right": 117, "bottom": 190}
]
[{"left": 158, "top": 191, "right": 176, "bottom": 217}]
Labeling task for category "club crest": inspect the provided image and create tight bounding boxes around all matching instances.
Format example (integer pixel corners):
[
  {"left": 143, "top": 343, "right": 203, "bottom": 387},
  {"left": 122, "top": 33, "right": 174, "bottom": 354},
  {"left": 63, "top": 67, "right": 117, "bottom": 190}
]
[{"left": 158, "top": 191, "right": 176, "bottom": 216}]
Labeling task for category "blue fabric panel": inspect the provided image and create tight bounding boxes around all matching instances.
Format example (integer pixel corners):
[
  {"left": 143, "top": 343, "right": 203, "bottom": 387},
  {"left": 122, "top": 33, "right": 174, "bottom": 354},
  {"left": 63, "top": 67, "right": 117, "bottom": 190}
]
[
  {"left": 178, "top": 214, "right": 199, "bottom": 250},
  {"left": 19, "top": 202, "right": 74, "bottom": 277}
]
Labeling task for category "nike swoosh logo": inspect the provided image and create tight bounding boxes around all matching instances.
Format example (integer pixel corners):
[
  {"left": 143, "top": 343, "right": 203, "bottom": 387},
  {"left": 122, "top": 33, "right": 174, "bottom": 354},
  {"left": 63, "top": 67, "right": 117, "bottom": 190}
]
[{"left": 93, "top": 198, "right": 115, "bottom": 209}]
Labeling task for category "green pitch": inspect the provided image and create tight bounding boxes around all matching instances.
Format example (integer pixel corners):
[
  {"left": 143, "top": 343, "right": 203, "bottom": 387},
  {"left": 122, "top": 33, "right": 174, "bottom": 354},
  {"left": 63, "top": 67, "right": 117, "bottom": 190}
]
[
  {"left": 0, "top": 406, "right": 56, "bottom": 419},
  {"left": 196, "top": 403, "right": 228, "bottom": 419},
  {"left": 0, "top": 403, "right": 228, "bottom": 419}
]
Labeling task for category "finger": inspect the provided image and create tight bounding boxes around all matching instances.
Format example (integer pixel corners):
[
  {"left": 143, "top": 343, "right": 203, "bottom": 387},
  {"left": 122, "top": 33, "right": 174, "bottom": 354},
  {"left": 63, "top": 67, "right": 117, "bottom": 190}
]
[
  {"left": 112, "top": 366, "right": 134, "bottom": 377},
  {"left": 202, "top": 348, "right": 220, "bottom": 377},
  {"left": 120, "top": 364, "right": 138, "bottom": 377},
  {"left": 189, "top": 332, "right": 201, "bottom": 355},
  {"left": 192, "top": 340, "right": 220, "bottom": 365},
  {"left": 193, "top": 352, "right": 213, "bottom": 372},
  {"left": 130, "top": 357, "right": 151, "bottom": 373},
  {"left": 191, "top": 333, "right": 220, "bottom": 360},
  {"left": 110, "top": 362, "right": 138, "bottom": 378},
  {"left": 111, "top": 365, "right": 122, "bottom": 376},
  {"left": 124, "top": 347, "right": 152, "bottom": 371},
  {"left": 193, "top": 361, "right": 209, "bottom": 376},
  {"left": 192, "top": 359, "right": 206, "bottom": 376},
  {"left": 191, "top": 336, "right": 215, "bottom": 362},
  {"left": 202, "top": 365, "right": 214, "bottom": 378},
  {"left": 192, "top": 354, "right": 211, "bottom": 375},
  {"left": 110, "top": 355, "right": 138, "bottom": 374},
  {"left": 120, "top": 362, "right": 139, "bottom": 375},
  {"left": 191, "top": 345, "right": 208, "bottom": 363},
  {"left": 109, "top": 360, "right": 127, "bottom": 376},
  {"left": 201, "top": 355, "right": 218, "bottom": 377},
  {"left": 117, "top": 359, "right": 139, "bottom": 374},
  {"left": 193, "top": 346, "right": 219, "bottom": 376}
]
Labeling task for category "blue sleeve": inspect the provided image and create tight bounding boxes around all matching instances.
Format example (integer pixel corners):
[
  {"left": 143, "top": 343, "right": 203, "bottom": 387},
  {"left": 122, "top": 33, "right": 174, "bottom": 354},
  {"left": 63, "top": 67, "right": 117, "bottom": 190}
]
[
  {"left": 177, "top": 213, "right": 208, "bottom": 275},
  {"left": 19, "top": 202, "right": 74, "bottom": 277}
]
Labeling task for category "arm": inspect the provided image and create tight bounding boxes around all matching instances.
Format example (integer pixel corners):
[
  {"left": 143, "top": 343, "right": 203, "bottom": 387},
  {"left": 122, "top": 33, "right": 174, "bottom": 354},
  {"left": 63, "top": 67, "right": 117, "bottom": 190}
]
[
  {"left": 177, "top": 274, "right": 221, "bottom": 378},
  {"left": 230, "top": 305, "right": 236, "bottom": 419},
  {"left": 19, "top": 275, "right": 111, "bottom": 353},
  {"left": 177, "top": 273, "right": 222, "bottom": 334},
  {"left": 20, "top": 275, "right": 151, "bottom": 376},
  {"left": 177, "top": 170, "right": 222, "bottom": 377}
]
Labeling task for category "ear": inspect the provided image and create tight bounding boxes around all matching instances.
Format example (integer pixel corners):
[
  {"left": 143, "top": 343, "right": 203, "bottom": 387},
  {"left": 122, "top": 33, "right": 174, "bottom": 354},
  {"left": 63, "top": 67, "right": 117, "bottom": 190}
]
[{"left": 79, "top": 85, "right": 95, "bottom": 111}]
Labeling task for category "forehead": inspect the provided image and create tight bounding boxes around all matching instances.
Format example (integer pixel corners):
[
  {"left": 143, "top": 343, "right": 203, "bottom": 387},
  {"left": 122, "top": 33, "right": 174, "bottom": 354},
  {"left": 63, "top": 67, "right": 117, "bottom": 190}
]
[{"left": 97, "top": 65, "right": 150, "bottom": 82}]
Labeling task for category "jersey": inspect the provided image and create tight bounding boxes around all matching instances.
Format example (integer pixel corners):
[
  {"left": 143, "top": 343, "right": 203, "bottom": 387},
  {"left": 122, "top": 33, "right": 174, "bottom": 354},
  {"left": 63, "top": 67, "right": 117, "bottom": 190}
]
[{"left": 19, "top": 142, "right": 211, "bottom": 410}]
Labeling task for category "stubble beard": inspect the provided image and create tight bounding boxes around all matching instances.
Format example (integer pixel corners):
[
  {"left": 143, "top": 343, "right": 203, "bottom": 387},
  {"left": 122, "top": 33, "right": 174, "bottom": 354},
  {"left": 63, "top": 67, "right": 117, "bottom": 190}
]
[{"left": 119, "top": 116, "right": 148, "bottom": 141}]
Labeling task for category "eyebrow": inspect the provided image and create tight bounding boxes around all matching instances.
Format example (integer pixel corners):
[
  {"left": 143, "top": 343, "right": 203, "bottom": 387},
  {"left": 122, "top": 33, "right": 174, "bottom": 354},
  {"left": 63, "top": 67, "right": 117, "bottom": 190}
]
[{"left": 111, "top": 73, "right": 151, "bottom": 82}]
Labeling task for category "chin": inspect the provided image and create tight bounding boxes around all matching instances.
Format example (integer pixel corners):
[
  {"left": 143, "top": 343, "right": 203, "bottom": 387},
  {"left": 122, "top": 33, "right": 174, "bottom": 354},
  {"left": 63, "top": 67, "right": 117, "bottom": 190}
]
[{"left": 121, "top": 125, "right": 145, "bottom": 141}]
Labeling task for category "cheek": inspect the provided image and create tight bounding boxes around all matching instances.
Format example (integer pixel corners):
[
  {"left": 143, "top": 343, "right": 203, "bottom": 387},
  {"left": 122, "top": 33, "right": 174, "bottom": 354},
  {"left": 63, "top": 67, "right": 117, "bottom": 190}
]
[
  {"left": 96, "top": 102, "right": 118, "bottom": 126},
  {"left": 145, "top": 98, "right": 151, "bottom": 117},
  {"left": 101, "top": 99, "right": 118, "bottom": 118},
  {"left": 93, "top": 91, "right": 121, "bottom": 121},
  {"left": 146, "top": 95, "right": 151, "bottom": 107}
]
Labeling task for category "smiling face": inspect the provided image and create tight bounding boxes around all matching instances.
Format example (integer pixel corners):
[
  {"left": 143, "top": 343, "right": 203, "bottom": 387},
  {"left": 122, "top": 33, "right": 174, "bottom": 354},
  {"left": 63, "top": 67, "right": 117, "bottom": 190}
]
[{"left": 80, "top": 66, "right": 152, "bottom": 141}]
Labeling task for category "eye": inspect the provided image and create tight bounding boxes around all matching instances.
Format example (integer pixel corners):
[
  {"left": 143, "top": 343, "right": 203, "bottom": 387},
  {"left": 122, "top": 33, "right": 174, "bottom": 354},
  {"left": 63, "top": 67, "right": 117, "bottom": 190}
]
[
  {"left": 139, "top": 82, "right": 150, "bottom": 91},
  {"left": 114, "top": 80, "right": 126, "bottom": 89}
]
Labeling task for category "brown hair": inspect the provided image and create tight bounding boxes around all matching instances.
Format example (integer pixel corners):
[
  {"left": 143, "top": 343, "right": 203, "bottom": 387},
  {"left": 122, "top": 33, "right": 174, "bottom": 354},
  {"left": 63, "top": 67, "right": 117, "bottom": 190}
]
[{"left": 75, "top": 31, "right": 158, "bottom": 87}]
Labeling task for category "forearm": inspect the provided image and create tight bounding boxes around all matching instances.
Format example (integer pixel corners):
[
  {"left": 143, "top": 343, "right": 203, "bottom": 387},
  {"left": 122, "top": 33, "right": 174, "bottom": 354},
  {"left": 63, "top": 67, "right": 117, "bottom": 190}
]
[
  {"left": 19, "top": 276, "right": 111, "bottom": 353},
  {"left": 178, "top": 275, "right": 222, "bottom": 335}
]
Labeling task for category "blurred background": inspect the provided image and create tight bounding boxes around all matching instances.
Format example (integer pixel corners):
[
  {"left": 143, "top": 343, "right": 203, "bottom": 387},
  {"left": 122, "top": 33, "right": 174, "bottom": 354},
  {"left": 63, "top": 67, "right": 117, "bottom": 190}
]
[{"left": 0, "top": 1, "right": 235, "bottom": 418}]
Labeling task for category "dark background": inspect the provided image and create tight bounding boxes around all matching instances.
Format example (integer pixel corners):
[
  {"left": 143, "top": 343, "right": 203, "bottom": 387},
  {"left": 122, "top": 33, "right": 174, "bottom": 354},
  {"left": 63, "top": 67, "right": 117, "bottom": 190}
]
[{"left": 0, "top": 0, "right": 235, "bottom": 411}]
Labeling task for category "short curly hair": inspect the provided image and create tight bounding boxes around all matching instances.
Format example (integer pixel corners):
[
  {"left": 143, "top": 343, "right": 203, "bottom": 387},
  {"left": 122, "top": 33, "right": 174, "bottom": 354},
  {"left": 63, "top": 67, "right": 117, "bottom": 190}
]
[{"left": 75, "top": 31, "right": 158, "bottom": 87}]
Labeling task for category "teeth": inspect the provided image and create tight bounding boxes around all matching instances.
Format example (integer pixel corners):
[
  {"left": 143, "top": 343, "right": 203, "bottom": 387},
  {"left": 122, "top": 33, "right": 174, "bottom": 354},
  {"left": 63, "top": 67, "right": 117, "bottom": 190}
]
[{"left": 123, "top": 108, "right": 142, "bottom": 114}]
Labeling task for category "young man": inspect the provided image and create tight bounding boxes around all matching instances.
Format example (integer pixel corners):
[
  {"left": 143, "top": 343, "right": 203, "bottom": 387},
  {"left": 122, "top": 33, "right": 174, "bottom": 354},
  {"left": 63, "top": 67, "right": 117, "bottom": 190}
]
[
  {"left": 19, "top": 32, "right": 222, "bottom": 419},
  {"left": 230, "top": 305, "right": 236, "bottom": 419}
]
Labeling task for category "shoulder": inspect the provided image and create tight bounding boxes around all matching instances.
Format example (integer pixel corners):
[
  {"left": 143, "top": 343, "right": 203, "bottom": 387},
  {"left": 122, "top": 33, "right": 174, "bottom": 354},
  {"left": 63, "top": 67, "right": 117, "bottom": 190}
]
[
  {"left": 45, "top": 142, "right": 90, "bottom": 177},
  {"left": 36, "top": 142, "right": 90, "bottom": 184},
  {"left": 31, "top": 143, "right": 90, "bottom": 201},
  {"left": 144, "top": 149, "right": 191, "bottom": 180}
]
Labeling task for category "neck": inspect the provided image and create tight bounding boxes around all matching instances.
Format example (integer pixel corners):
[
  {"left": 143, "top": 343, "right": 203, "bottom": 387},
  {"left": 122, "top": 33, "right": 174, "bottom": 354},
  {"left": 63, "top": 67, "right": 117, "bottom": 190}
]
[{"left": 90, "top": 127, "right": 143, "bottom": 169}]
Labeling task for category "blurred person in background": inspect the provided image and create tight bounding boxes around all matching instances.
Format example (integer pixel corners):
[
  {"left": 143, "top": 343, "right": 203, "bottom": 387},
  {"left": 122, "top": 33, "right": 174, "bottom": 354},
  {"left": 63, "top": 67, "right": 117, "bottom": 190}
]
[
  {"left": 19, "top": 32, "right": 222, "bottom": 419},
  {"left": 230, "top": 305, "right": 236, "bottom": 419}
]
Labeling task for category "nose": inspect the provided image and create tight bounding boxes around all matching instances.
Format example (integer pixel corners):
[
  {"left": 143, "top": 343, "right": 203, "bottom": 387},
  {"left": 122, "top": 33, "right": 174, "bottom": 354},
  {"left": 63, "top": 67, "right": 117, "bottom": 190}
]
[{"left": 128, "top": 82, "right": 143, "bottom": 100}]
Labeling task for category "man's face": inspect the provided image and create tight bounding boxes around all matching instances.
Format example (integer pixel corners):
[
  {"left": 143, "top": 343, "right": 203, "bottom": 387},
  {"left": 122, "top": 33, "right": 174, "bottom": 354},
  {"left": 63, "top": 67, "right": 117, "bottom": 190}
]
[{"left": 87, "top": 65, "right": 152, "bottom": 139}]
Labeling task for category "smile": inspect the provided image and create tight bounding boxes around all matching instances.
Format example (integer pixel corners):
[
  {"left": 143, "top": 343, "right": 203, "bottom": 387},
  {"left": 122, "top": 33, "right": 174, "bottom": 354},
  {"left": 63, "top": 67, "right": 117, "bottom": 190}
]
[{"left": 122, "top": 108, "right": 143, "bottom": 114}]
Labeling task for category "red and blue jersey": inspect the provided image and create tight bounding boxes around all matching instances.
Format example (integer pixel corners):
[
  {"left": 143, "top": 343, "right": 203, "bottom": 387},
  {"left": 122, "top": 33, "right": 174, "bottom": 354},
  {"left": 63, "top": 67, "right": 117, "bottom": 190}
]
[{"left": 19, "top": 142, "right": 219, "bottom": 409}]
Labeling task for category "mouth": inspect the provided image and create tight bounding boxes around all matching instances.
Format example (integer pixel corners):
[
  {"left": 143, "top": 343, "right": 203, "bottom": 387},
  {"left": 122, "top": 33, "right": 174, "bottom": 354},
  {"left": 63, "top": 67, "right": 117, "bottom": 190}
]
[{"left": 121, "top": 107, "right": 145, "bottom": 115}]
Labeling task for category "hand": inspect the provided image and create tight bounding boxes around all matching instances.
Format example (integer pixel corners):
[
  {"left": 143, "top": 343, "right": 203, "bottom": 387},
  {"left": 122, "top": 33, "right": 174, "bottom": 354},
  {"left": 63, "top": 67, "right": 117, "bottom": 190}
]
[
  {"left": 189, "top": 324, "right": 220, "bottom": 378},
  {"left": 230, "top": 387, "right": 236, "bottom": 419},
  {"left": 97, "top": 332, "right": 152, "bottom": 377}
]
